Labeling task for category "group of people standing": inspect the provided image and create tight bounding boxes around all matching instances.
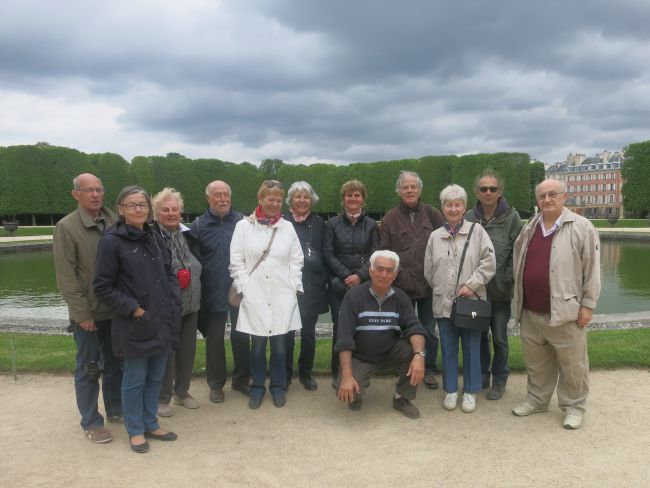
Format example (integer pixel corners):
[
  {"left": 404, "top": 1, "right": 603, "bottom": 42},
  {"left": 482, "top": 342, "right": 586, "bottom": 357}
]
[{"left": 53, "top": 168, "right": 600, "bottom": 453}]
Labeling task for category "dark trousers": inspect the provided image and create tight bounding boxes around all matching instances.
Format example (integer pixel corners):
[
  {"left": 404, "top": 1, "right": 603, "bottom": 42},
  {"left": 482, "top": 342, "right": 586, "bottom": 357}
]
[
  {"left": 412, "top": 296, "right": 438, "bottom": 374},
  {"left": 338, "top": 338, "right": 418, "bottom": 400},
  {"left": 480, "top": 300, "right": 512, "bottom": 385},
  {"left": 328, "top": 286, "right": 344, "bottom": 379},
  {"left": 285, "top": 313, "right": 318, "bottom": 378},
  {"left": 73, "top": 319, "right": 122, "bottom": 429},
  {"left": 205, "top": 307, "right": 250, "bottom": 391},
  {"left": 159, "top": 311, "right": 199, "bottom": 404}
]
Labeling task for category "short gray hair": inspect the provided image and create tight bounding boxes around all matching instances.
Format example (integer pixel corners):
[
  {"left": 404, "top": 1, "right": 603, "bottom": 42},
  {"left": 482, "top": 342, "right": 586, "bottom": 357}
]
[
  {"left": 369, "top": 250, "right": 400, "bottom": 271},
  {"left": 395, "top": 171, "right": 423, "bottom": 194},
  {"left": 286, "top": 181, "right": 320, "bottom": 206},
  {"left": 439, "top": 184, "right": 467, "bottom": 207}
]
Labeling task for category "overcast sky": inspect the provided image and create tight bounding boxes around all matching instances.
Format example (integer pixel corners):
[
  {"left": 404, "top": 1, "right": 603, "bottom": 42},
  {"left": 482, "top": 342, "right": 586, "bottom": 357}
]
[{"left": 1, "top": 0, "right": 649, "bottom": 165}]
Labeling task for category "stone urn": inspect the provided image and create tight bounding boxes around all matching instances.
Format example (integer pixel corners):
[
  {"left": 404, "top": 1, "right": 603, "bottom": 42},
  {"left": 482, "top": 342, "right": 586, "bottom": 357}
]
[
  {"left": 2, "top": 220, "right": 19, "bottom": 235},
  {"left": 607, "top": 215, "right": 619, "bottom": 226}
]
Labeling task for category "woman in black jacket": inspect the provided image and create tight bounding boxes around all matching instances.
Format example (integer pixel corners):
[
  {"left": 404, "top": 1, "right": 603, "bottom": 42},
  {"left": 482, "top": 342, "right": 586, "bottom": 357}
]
[
  {"left": 283, "top": 181, "right": 329, "bottom": 391},
  {"left": 323, "top": 180, "right": 379, "bottom": 380},
  {"left": 94, "top": 186, "right": 181, "bottom": 454}
]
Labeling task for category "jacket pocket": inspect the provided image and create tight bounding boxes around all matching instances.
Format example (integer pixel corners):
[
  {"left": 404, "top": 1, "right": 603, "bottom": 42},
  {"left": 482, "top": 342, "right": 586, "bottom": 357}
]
[{"left": 131, "top": 312, "right": 156, "bottom": 342}]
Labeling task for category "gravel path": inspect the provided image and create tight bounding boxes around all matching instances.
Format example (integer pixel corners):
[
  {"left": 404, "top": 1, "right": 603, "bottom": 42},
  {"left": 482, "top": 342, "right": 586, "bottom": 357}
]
[{"left": 1, "top": 370, "right": 649, "bottom": 487}]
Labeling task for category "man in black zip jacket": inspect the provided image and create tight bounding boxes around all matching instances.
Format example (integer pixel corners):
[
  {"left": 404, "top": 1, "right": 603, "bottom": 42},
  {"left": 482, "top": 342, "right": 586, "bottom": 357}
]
[{"left": 335, "top": 250, "right": 426, "bottom": 419}]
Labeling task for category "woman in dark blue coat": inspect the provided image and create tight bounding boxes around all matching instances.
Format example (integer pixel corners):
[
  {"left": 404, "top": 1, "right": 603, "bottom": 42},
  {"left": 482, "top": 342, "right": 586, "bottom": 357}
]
[
  {"left": 283, "top": 181, "right": 329, "bottom": 391},
  {"left": 94, "top": 186, "right": 181, "bottom": 454}
]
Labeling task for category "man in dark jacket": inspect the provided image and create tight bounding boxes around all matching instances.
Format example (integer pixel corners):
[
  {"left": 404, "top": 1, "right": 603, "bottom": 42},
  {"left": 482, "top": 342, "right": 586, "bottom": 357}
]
[
  {"left": 465, "top": 169, "right": 522, "bottom": 400},
  {"left": 335, "top": 250, "right": 427, "bottom": 419},
  {"left": 53, "top": 173, "right": 122, "bottom": 444},
  {"left": 379, "top": 171, "right": 444, "bottom": 389},
  {"left": 191, "top": 180, "right": 250, "bottom": 402}
]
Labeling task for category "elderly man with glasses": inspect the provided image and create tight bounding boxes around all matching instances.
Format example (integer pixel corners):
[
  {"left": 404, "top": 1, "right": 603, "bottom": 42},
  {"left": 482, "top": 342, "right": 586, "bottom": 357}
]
[
  {"left": 53, "top": 173, "right": 123, "bottom": 443},
  {"left": 511, "top": 178, "right": 601, "bottom": 429},
  {"left": 465, "top": 169, "right": 522, "bottom": 400}
]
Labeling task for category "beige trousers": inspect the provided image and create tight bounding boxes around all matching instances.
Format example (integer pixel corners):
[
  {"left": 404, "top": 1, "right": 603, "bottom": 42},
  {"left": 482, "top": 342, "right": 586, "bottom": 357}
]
[{"left": 520, "top": 308, "right": 589, "bottom": 413}]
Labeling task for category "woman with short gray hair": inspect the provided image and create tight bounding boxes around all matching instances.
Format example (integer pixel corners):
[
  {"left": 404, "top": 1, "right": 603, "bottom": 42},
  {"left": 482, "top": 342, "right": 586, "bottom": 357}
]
[
  {"left": 151, "top": 188, "right": 203, "bottom": 417},
  {"left": 424, "top": 184, "right": 496, "bottom": 414},
  {"left": 283, "top": 181, "right": 328, "bottom": 391}
]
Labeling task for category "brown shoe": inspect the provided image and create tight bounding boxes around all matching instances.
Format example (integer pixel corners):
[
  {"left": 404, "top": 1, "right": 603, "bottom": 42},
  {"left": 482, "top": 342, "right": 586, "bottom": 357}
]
[
  {"left": 423, "top": 373, "right": 439, "bottom": 390},
  {"left": 209, "top": 388, "right": 225, "bottom": 403},
  {"left": 393, "top": 397, "right": 420, "bottom": 419},
  {"left": 84, "top": 426, "right": 112, "bottom": 443}
]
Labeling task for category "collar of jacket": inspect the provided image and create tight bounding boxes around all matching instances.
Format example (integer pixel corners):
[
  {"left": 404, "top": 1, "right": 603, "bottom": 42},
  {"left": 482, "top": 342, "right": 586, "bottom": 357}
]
[
  {"left": 78, "top": 205, "right": 115, "bottom": 229},
  {"left": 206, "top": 207, "right": 238, "bottom": 223},
  {"left": 471, "top": 197, "right": 511, "bottom": 223},
  {"left": 341, "top": 209, "right": 367, "bottom": 225},
  {"left": 109, "top": 219, "right": 153, "bottom": 241},
  {"left": 397, "top": 200, "right": 422, "bottom": 214},
  {"left": 526, "top": 206, "right": 576, "bottom": 231}
]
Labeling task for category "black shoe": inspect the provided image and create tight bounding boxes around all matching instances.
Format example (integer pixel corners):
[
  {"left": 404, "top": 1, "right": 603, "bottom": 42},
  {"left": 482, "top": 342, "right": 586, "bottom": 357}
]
[
  {"left": 423, "top": 373, "right": 439, "bottom": 390},
  {"left": 487, "top": 383, "right": 506, "bottom": 400},
  {"left": 348, "top": 397, "right": 362, "bottom": 411},
  {"left": 299, "top": 373, "right": 318, "bottom": 391},
  {"left": 130, "top": 439, "right": 150, "bottom": 453},
  {"left": 272, "top": 394, "right": 287, "bottom": 408},
  {"left": 209, "top": 388, "right": 225, "bottom": 403},
  {"left": 232, "top": 384, "right": 250, "bottom": 396},
  {"left": 144, "top": 430, "right": 178, "bottom": 441},
  {"left": 249, "top": 396, "right": 263, "bottom": 410},
  {"left": 392, "top": 397, "right": 420, "bottom": 419}
]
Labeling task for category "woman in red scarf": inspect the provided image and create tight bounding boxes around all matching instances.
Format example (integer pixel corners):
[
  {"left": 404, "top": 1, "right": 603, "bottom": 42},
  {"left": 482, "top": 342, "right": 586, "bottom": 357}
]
[{"left": 229, "top": 180, "right": 304, "bottom": 409}]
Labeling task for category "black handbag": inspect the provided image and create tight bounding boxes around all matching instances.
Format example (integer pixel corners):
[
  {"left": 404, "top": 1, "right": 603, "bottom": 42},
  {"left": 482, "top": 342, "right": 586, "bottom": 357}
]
[{"left": 449, "top": 223, "right": 492, "bottom": 331}]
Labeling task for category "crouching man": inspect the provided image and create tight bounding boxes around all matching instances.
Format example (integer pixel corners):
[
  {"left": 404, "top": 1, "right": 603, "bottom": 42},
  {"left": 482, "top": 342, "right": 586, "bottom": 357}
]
[{"left": 335, "top": 250, "right": 427, "bottom": 419}]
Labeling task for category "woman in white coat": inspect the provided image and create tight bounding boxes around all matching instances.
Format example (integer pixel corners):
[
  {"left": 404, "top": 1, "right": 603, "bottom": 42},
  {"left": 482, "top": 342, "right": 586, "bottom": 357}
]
[{"left": 229, "top": 180, "right": 304, "bottom": 409}]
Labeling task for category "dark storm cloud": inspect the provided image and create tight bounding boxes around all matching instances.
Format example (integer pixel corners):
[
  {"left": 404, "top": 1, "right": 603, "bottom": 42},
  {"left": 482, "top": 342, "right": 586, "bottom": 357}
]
[{"left": 1, "top": 0, "right": 649, "bottom": 163}]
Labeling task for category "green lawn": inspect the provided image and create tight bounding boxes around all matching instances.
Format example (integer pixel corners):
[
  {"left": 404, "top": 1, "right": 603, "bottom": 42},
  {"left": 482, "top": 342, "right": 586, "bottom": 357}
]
[
  {"left": 1, "top": 328, "right": 649, "bottom": 375},
  {"left": 0, "top": 226, "right": 55, "bottom": 237}
]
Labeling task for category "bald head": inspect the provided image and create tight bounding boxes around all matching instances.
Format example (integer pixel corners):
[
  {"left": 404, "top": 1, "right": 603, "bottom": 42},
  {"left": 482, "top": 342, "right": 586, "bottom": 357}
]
[
  {"left": 72, "top": 173, "right": 105, "bottom": 217},
  {"left": 206, "top": 180, "right": 232, "bottom": 217}
]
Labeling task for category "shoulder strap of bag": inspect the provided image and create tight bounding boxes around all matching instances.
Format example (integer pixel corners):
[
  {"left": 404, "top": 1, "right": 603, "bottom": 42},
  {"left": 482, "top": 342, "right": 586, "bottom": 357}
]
[
  {"left": 249, "top": 226, "right": 278, "bottom": 276},
  {"left": 453, "top": 223, "right": 477, "bottom": 296}
]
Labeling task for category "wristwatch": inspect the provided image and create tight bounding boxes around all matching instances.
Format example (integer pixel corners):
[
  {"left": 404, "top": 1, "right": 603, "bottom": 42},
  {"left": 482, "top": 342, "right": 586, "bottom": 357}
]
[{"left": 413, "top": 351, "right": 426, "bottom": 358}]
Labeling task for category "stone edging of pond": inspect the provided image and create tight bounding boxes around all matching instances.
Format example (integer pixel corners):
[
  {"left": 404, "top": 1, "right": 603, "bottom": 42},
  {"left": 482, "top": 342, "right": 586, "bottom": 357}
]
[{"left": 2, "top": 311, "right": 649, "bottom": 337}]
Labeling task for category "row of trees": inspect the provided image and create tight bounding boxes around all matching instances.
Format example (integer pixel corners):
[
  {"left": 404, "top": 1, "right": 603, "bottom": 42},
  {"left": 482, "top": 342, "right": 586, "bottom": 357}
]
[
  {"left": 621, "top": 140, "right": 650, "bottom": 218},
  {"left": 1, "top": 143, "right": 547, "bottom": 224}
]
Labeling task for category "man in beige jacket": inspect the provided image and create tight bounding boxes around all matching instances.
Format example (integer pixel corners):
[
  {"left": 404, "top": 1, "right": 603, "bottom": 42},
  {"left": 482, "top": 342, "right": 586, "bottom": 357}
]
[
  {"left": 53, "top": 173, "right": 122, "bottom": 443},
  {"left": 512, "top": 179, "right": 601, "bottom": 429}
]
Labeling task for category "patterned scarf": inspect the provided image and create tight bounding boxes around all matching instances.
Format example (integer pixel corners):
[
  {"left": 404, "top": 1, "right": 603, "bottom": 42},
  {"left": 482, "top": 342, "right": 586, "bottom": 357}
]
[
  {"left": 444, "top": 218, "right": 464, "bottom": 239},
  {"left": 290, "top": 208, "right": 310, "bottom": 223},
  {"left": 255, "top": 205, "right": 281, "bottom": 225}
]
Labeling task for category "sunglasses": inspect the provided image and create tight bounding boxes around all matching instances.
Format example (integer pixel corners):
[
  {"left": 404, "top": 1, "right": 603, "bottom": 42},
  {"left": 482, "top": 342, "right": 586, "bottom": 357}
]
[{"left": 479, "top": 186, "right": 499, "bottom": 193}]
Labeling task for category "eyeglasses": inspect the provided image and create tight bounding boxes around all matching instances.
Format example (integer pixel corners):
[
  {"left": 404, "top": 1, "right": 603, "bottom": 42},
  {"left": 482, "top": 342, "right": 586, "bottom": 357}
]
[
  {"left": 78, "top": 187, "right": 105, "bottom": 194},
  {"left": 536, "top": 191, "right": 564, "bottom": 201},
  {"left": 121, "top": 202, "right": 149, "bottom": 210},
  {"left": 479, "top": 186, "right": 499, "bottom": 193}
]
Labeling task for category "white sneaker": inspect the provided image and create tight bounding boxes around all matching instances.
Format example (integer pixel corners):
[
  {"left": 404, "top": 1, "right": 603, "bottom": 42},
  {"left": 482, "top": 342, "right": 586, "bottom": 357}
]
[
  {"left": 157, "top": 403, "right": 173, "bottom": 417},
  {"left": 563, "top": 412, "right": 583, "bottom": 430},
  {"left": 461, "top": 393, "right": 476, "bottom": 413},
  {"left": 443, "top": 392, "right": 458, "bottom": 411}
]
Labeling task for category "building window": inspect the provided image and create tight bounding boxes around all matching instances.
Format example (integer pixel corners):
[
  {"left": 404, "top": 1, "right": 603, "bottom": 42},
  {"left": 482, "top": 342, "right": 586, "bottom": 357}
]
[{"left": 609, "top": 195, "right": 614, "bottom": 203}]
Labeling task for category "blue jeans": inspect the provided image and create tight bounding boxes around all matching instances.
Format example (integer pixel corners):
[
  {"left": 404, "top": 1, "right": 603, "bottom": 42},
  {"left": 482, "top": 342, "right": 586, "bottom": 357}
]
[
  {"left": 285, "top": 313, "right": 318, "bottom": 377},
  {"left": 250, "top": 334, "right": 287, "bottom": 400},
  {"left": 73, "top": 319, "right": 123, "bottom": 429},
  {"left": 413, "top": 296, "right": 438, "bottom": 374},
  {"left": 438, "top": 317, "right": 482, "bottom": 393},
  {"left": 122, "top": 353, "right": 167, "bottom": 436},
  {"left": 480, "top": 300, "right": 511, "bottom": 385}
]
